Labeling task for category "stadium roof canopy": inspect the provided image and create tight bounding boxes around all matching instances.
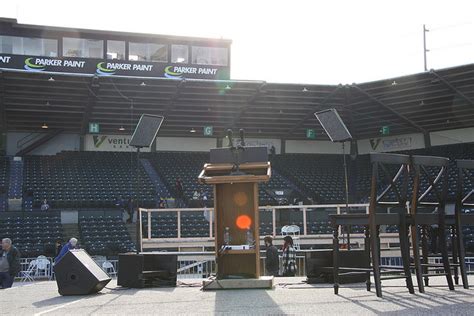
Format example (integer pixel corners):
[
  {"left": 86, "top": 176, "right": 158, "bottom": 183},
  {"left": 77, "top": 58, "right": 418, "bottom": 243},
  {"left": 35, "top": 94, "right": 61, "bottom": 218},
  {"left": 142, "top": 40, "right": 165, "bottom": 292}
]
[{"left": 1, "top": 63, "right": 474, "bottom": 140}]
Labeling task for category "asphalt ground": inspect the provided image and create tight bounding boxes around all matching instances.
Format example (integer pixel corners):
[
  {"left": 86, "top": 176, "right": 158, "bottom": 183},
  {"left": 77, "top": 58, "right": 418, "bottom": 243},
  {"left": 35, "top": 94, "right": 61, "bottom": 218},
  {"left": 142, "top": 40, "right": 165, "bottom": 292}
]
[{"left": 1, "top": 276, "right": 473, "bottom": 315}]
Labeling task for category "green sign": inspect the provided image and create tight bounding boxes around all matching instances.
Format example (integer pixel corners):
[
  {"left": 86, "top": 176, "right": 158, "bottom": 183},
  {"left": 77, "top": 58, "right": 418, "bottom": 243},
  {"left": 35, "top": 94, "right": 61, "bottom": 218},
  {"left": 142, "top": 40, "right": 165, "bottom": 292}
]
[
  {"left": 203, "top": 126, "right": 213, "bottom": 136},
  {"left": 89, "top": 122, "right": 100, "bottom": 134},
  {"left": 381, "top": 126, "right": 390, "bottom": 136},
  {"left": 306, "top": 129, "right": 316, "bottom": 139}
]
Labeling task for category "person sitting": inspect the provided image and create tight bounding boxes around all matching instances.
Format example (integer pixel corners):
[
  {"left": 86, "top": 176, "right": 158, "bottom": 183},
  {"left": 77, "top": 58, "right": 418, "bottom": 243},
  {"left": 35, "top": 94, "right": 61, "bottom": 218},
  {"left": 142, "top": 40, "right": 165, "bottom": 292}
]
[
  {"left": 55, "top": 238, "right": 78, "bottom": 263},
  {"left": 40, "top": 199, "right": 50, "bottom": 211},
  {"left": 264, "top": 236, "right": 280, "bottom": 276},
  {"left": 0, "top": 238, "right": 21, "bottom": 289},
  {"left": 282, "top": 236, "right": 297, "bottom": 276}
]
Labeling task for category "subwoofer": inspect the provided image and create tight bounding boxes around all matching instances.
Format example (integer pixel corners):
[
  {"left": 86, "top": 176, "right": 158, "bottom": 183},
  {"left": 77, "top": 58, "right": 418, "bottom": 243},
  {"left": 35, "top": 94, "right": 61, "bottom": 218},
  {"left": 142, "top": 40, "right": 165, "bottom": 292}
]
[
  {"left": 54, "top": 249, "right": 111, "bottom": 296},
  {"left": 118, "top": 253, "right": 177, "bottom": 288}
]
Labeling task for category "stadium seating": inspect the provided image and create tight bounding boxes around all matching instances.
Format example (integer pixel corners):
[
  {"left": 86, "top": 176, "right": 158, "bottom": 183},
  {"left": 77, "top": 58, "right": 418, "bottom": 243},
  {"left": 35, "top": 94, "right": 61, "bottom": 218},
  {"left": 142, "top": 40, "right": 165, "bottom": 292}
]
[
  {"left": 0, "top": 214, "right": 63, "bottom": 257},
  {"left": 145, "top": 152, "right": 288, "bottom": 206},
  {"left": 0, "top": 157, "right": 8, "bottom": 212},
  {"left": 78, "top": 215, "right": 135, "bottom": 255},
  {"left": 23, "top": 151, "right": 157, "bottom": 209},
  {"left": 272, "top": 154, "right": 346, "bottom": 203}
]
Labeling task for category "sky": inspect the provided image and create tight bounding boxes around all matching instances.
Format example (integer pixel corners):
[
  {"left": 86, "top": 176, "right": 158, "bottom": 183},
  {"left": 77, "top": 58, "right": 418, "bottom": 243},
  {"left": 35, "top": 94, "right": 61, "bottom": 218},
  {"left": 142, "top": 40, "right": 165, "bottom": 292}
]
[{"left": 2, "top": 0, "right": 474, "bottom": 84}]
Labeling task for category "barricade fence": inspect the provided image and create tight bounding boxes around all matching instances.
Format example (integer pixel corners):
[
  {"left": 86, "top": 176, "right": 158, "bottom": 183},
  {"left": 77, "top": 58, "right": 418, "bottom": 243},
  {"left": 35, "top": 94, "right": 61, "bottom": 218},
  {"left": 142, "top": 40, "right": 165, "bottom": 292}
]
[{"left": 16, "top": 255, "right": 474, "bottom": 281}]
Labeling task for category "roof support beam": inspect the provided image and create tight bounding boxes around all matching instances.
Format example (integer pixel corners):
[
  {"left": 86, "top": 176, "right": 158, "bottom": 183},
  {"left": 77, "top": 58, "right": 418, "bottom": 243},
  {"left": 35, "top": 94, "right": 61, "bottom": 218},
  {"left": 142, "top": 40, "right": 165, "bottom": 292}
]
[
  {"left": 227, "top": 82, "right": 267, "bottom": 131},
  {"left": 80, "top": 75, "right": 99, "bottom": 134},
  {"left": 286, "top": 85, "right": 343, "bottom": 136},
  {"left": 429, "top": 69, "right": 474, "bottom": 108},
  {"left": 162, "top": 79, "right": 186, "bottom": 118},
  {"left": 350, "top": 84, "right": 427, "bottom": 134}
]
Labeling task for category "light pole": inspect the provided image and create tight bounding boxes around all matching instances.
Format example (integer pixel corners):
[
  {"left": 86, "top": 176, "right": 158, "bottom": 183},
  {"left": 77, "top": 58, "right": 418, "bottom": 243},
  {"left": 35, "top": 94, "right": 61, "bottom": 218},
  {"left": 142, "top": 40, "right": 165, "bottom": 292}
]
[{"left": 423, "top": 24, "right": 429, "bottom": 71}]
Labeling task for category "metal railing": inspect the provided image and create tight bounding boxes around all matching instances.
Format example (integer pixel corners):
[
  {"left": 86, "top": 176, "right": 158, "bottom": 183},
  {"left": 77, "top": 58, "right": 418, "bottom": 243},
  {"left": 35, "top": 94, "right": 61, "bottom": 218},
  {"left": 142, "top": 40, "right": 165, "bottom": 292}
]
[{"left": 138, "top": 203, "right": 370, "bottom": 242}]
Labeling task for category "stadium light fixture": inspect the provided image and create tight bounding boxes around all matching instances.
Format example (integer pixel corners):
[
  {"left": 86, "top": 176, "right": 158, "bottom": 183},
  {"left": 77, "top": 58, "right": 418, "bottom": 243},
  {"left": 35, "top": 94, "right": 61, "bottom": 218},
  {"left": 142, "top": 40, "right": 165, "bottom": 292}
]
[
  {"left": 41, "top": 123, "right": 48, "bottom": 129},
  {"left": 225, "top": 84, "right": 231, "bottom": 90},
  {"left": 48, "top": 76, "right": 55, "bottom": 82},
  {"left": 119, "top": 126, "right": 125, "bottom": 131},
  {"left": 391, "top": 81, "right": 397, "bottom": 86},
  {"left": 190, "top": 128, "right": 196, "bottom": 133},
  {"left": 140, "top": 81, "right": 147, "bottom": 86},
  {"left": 302, "top": 87, "right": 308, "bottom": 92},
  {"left": 45, "top": 101, "right": 51, "bottom": 106}
]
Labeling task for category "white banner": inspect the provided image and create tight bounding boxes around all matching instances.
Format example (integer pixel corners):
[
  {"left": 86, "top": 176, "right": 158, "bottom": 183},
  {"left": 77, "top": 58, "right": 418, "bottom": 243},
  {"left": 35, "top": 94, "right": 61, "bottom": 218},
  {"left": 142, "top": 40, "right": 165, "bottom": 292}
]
[
  {"left": 220, "top": 137, "right": 281, "bottom": 154},
  {"left": 84, "top": 134, "right": 151, "bottom": 152},
  {"left": 357, "top": 133, "right": 425, "bottom": 154}
]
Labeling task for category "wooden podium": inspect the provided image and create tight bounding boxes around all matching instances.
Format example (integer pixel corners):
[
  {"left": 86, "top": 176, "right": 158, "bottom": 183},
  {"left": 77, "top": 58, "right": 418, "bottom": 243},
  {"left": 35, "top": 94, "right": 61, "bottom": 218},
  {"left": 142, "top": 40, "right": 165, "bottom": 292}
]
[{"left": 198, "top": 145, "right": 273, "bottom": 289}]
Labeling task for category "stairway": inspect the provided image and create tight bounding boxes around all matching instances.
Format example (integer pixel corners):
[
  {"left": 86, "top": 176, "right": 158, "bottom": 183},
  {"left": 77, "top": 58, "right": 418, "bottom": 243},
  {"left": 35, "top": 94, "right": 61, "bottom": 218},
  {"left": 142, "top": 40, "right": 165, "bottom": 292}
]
[
  {"left": 125, "top": 223, "right": 138, "bottom": 247},
  {"left": 140, "top": 158, "right": 171, "bottom": 202},
  {"left": 7, "top": 157, "right": 23, "bottom": 211},
  {"left": 62, "top": 223, "right": 80, "bottom": 242}
]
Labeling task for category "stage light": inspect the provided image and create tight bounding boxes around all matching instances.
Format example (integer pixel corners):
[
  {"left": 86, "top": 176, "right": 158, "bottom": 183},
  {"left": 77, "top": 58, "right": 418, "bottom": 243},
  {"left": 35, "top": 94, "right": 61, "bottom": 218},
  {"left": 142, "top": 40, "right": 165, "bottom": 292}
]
[
  {"left": 41, "top": 123, "right": 48, "bottom": 129},
  {"left": 236, "top": 215, "right": 252, "bottom": 230}
]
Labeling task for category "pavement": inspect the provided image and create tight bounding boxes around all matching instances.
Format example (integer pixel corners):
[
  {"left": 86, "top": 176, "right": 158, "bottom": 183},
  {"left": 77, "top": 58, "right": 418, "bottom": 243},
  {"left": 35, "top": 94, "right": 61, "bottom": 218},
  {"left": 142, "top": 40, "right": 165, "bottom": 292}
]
[{"left": 1, "top": 276, "right": 473, "bottom": 315}]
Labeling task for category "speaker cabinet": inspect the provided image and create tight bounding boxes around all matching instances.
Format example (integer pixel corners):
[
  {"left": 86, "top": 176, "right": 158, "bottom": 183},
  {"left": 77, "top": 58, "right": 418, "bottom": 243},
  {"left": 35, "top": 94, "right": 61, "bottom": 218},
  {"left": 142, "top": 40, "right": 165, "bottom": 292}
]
[
  {"left": 305, "top": 250, "right": 369, "bottom": 284},
  {"left": 54, "top": 249, "right": 111, "bottom": 296},
  {"left": 117, "top": 253, "right": 177, "bottom": 288}
]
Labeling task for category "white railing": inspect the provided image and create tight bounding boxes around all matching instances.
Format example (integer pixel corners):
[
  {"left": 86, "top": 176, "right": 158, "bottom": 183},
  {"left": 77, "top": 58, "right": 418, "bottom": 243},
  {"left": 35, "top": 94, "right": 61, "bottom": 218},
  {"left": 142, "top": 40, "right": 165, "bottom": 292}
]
[{"left": 138, "top": 203, "right": 370, "bottom": 242}]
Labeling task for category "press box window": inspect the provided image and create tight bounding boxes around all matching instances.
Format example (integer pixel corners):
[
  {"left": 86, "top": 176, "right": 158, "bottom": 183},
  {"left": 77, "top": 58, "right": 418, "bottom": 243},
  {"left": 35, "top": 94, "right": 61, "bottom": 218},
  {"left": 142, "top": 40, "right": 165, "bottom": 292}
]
[
  {"left": 128, "top": 42, "right": 167, "bottom": 62},
  {"left": 63, "top": 38, "right": 103, "bottom": 58},
  {"left": 171, "top": 45, "right": 188, "bottom": 63},
  {"left": 0, "top": 36, "right": 58, "bottom": 57},
  {"left": 192, "top": 46, "right": 228, "bottom": 66},
  {"left": 107, "top": 40, "right": 125, "bottom": 60}
]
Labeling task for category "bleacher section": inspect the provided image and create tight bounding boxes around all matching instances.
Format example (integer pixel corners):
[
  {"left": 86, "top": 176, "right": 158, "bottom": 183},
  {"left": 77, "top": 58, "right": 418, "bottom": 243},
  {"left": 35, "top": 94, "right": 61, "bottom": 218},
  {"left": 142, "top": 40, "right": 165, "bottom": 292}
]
[
  {"left": 146, "top": 152, "right": 293, "bottom": 206},
  {"left": 0, "top": 157, "right": 8, "bottom": 211},
  {"left": 272, "top": 154, "right": 346, "bottom": 203},
  {"left": 0, "top": 214, "right": 63, "bottom": 257},
  {"left": 23, "top": 152, "right": 157, "bottom": 209},
  {"left": 79, "top": 215, "right": 135, "bottom": 255},
  {"left": 0, "top": 143, "right": 472, "bottom": 256}
]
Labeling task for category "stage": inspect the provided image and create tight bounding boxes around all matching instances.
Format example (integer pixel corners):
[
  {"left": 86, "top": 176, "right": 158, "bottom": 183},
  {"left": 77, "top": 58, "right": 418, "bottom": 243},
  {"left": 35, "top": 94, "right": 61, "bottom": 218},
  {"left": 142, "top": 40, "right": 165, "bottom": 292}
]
[{"left": 2, "top": 276, "right": 473, "bottom": 315}]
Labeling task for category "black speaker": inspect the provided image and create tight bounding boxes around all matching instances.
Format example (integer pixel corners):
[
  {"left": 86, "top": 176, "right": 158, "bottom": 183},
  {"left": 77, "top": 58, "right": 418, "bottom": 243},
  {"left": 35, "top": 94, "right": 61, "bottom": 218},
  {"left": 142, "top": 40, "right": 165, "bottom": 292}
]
[
  {"left": 118, "top": 253, "right": 177, "bottom": 288},
  {"left": 54, "top": 249, "right": 111, "bottom": 296},
  {"left": 130, "top": 114, "right": 164, "bottom": 148},
  {"left": 305, "top": 250, "right": 368, "bottom": 284},
  {"left": 314, "top": 109, "right": 352, "bottom": 142}
]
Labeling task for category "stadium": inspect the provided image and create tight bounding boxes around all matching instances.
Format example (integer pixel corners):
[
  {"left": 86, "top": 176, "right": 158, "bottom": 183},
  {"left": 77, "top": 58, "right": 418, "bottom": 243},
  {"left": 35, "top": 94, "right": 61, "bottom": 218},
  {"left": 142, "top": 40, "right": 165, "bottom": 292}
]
[{"left": 0, "top": 14, "right": 474, "bottom": 315}]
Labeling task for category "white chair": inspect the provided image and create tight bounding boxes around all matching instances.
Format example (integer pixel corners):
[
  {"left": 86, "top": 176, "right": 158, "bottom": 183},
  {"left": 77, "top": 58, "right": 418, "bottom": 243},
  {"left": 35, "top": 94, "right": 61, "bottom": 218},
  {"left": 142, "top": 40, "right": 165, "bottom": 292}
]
[
  {"left": 36, "top": 256, "right": 51, "bottom": 279},
  {"left": 20, "top": 260, "right": 36, "bottom": 282},
  {"left": 102, "top": 261, "right": 117, "bottom": 278}
]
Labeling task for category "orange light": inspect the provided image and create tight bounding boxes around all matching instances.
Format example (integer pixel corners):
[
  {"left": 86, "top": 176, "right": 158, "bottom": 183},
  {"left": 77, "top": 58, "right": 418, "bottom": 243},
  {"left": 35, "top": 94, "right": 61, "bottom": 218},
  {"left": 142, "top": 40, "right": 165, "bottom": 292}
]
[{"left": 236, "top": 215, "right": 252, "bottom": 230}]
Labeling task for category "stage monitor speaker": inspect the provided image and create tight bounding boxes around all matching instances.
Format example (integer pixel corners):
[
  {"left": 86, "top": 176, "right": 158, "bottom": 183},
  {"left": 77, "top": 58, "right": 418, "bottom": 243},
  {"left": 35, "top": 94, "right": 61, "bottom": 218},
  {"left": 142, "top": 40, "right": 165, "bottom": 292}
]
[
  {"left": 305, "top": 250, "right": 368, "bottom": 284},
  {"left": 54, "top": 249, "right": 111, "bottom": 296},
  {"left": 314, "top": 109, "right": 352, "bottom": 142},
  {"left": 118, "top": 253, "right": 178, "bottom": 288},
  {"left": 130, "top": 114, "right": 164, "bottom": 148}
]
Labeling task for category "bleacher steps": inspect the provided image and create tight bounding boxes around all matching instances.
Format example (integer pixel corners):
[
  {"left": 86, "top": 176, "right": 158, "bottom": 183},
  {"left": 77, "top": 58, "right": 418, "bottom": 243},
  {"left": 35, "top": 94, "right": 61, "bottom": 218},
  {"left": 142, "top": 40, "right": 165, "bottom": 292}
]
[{"left": 63, "top": 223, "right": 80, "bottom": 241}]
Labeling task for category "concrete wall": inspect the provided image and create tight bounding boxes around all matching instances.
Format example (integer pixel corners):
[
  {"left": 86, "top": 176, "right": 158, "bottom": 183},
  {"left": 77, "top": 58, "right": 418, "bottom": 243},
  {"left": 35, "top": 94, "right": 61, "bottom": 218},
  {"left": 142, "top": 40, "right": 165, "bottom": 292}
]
[
  {"left": 430, "top": 127, "right": 474, "bottom": 146},
  {"left": 7, "top": 132, "right": 80, "bottom": 155},
  {"left": 285, "top": 140, "right": 349, "bottom": 154},
  {"left": 155, "top": 137, "right": 217, "bottom": 152}
]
